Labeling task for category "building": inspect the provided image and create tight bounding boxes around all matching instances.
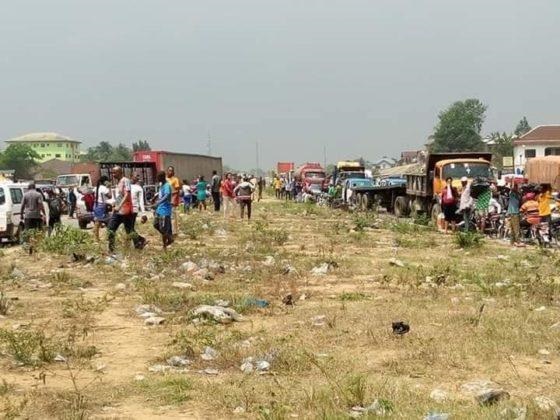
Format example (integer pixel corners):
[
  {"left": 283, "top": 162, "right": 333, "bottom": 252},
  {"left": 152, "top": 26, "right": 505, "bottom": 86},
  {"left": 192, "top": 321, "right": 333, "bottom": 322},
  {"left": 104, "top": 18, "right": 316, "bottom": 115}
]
[
  {"left": 372, "top": 156, "right": 397, "bottom": 171},
  {"left": 513, "top": 125, "right": 560, "bottom": 173},
  {"left": 5, "top": 132, "right": 81, "bottom": 163},
  {"left": 400, "top": 150, "right": 421, "bottom": 164}
]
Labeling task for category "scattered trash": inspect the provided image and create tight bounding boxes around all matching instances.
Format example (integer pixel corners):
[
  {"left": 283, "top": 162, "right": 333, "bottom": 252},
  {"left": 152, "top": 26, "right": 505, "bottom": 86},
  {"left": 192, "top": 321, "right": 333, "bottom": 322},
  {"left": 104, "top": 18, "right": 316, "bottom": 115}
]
[
  {"left": 192, "top": 305, "right": 243, "bottom": 324},
  {"left": 263, "top": 256, "right": 275, "bottom": 267},
  {"left": 423, "top": 412, "right": 450, "bottom": 420},
  {"left": 243, "top": 297, "right": 269, "bottom": 308},
  {"left": 538, "top": 349, "right": 551, "bottom": 356},
  {"left": 233, "top": 406, "right": 245, "bottom": 414},
  {"left": 350, "top": 399, "right": 392, "bottom": 418},
  {"left": 240, "top": 360, "right": 254, "bottom": 374},
  {"left": 389, "top": 258, "right": 405, "bottom": 268},
  {"left": 181, "top": 261, "right": 199, "bottom": 273},
  {"left": 201, "top": 346, "right": 218, "bottom": 361},
  {"left": 135, "top": 304, "right": 162, "bottom": 316},
  {"left": 10, "top": 268, "right": 24, "bottom": 279},
  {"left": 282, "top": 294, "right": 294, "bottom": 306},
  {"left": 134, "top": 374, "right": 145, "bottom": 381},
  {"left": 311, "top": 263, "right": 330, "bottom": 276},
  {"left": 283, "top": 264, "right": 298, "bottom": 275},
  {"left": 496, "top": 255, "right": 509, "bottom": 261},
  {"left": 215, "top": 228, "right": 227, "bottom": 238},
  {"left": 114, "top": 283, "right": 127, "bottom": 292},
  {"left": 202, "top": 368, "right": 219, "bottom": 375},
  {"left": 311, "top": 315, "right": 327, "bottom": 327},
  {"left": 475, "top": 388, "right": 509, "bottom": 405},
  {"left": 429, "top": 389, "right": 449, "bottom": 402},
  {"left": 54, "top": 354, "right": 67, "bottom": 363},
  {"left": 214, "top": 299, "right": 230, "bottom": 307},
  {"left": 167, "top": 356, "right": 191, "bottom": 367},
  {"left": 144, "top": 316, "right": 165, "bottom": 326},
  {"left": 256, "top": 360, "right": 270, "bottom": 372},
  {"left": 392, "top": 321, "right": 410, "bottom": 336},
  {"left": 534, "top": 306, "right": 546, "bottom": 312},
  {"left": 172, "top": 282, "right": 193, "bottom": 290}
]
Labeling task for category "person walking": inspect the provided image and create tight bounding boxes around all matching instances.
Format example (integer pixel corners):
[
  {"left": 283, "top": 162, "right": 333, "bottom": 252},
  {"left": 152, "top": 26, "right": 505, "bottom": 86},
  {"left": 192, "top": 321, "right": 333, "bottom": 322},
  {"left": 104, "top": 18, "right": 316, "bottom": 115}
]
[
  {"left": 152, "top": 171, "right": 173, "bottom": 250},
  {"left": 222, "top": 173, "right": 236, "bottom": 219},
  {"left": 131, "top": 174, "right": 147, "bottom": 249},
  {"left": 440, "top": 177, "right": 458, "bottom": 234},
  {"left": 67, "top": 187, "right": 77, "bottom": 218},
  {"left": 20, "top": 183, "right": 46, "bottom": 253},
  {"left": 196, "top": 176, "right": 208, "bottom": 211},
  {"left": 46, "top": 190, "right": 63, "bottom": 236},
  {"left": 507, "top": 183, "right": 522, "bottom": 246},
  {"left": 166, "top": 166, "right": 181, "bottom": 236},
  {"left": 181, "top": 179, "right": 192, "bottom": 213},
  {"left": 458, "top": 177, "right": 474, "bottom": 232},
  {"left": 257, "top": 177, "right": 265, "bottom": 202},
  {"left": 107, "top": 166, "right": 135, "bottom": 255},
  {"left": 234, "top": 177, "right": 255, "bottom": 220},
  {"left": 211, "top": 170, "right": 221, "bottom": 212},
  {"left": 93, "top": 175, "right": 112, "bottom": 242}
]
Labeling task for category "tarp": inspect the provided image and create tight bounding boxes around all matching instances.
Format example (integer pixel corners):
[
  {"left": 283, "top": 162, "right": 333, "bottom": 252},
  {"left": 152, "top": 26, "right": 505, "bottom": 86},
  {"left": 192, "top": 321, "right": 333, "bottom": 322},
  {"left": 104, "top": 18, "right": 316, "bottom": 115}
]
[
  {"left": 379, "top": 163, "right": 422, "bottom": 177},
  {"left": 526, "top": 156, "right": 560, "bottom": 190}
]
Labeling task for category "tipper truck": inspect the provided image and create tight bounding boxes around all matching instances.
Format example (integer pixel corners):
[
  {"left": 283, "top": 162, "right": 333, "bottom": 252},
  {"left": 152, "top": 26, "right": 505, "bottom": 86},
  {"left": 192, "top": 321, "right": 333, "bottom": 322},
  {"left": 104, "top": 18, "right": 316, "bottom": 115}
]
[
  {"left": 347, "top": 153, "right": 494, "bottom": 219},
  {"left": 294, "top": 162, "right": 326, "bottom": 192}
]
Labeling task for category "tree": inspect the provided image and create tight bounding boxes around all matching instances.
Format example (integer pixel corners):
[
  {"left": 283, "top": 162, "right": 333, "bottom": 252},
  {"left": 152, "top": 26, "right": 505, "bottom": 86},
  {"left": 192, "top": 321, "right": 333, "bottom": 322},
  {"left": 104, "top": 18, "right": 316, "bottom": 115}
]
[
  {"left": 0, "top": 144, "right": 40, "bottom": 180},
  {"left": 514, "top": 117, "right": 531, "bottom": 137},
  {"left": 81, "top": 141, "right": 132, "bottom": 162},
  {"left": 132, "top": 140, "right": 151, "bottom": 152},
  {"left": 431, "top": 99, "right": 487, "bottom": 153},
  {"left": 488, "top": 132, "right": 513, "bottom": 170}
]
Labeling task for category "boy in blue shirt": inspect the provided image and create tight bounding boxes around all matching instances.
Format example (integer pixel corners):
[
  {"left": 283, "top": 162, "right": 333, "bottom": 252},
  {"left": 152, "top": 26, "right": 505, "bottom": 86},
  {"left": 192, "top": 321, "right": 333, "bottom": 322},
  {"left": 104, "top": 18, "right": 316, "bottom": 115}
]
[{"left": 152, "top": 171, "right": 173, "bottom": 249}]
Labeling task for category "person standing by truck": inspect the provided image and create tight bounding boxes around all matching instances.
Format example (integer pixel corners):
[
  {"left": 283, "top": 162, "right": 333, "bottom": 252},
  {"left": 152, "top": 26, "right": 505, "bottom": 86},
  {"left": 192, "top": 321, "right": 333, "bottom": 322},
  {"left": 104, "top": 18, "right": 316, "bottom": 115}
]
[
  {"left": 107, "top": 166, "right": 135, "bottom": 255},
  {"left": 211, "top": 170, "right": 221, "bottom": 212},
  {"left": 21, "top": 183, "right": 46, "bottom": 253},
  {"left": 93, "top": 175, "right": 112, "bottom": 242},
  {"left": 166, "top": 166, "right": 181, "bottom": 236},
  {"left": 507, "top": 182, "right": 522, "bottom": 246},
  {"left": 131, "top": 174, "right": 147, "bottom": 249},
  {"left": 67, "top": 187, "right": 77, "bottom": 218},
  {"left": 152, "top": 171, "right": 173, "bottom": 250},
  {"left": 458, "top": 177, "right": 474, "bottom": 232},
  {"left": 440, "top": 177, "right": 458, "bottom": 234}
]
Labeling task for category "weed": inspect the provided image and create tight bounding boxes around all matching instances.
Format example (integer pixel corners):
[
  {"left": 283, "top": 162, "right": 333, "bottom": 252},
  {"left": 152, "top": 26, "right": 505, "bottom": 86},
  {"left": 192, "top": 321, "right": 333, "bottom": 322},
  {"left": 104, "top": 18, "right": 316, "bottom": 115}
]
[
  {"left": 0, "top": 379, "right": 11, "bottom": 396},
  {"left": 454, "top": 231, "right": 484, "bottom": 248},
  {"left": 353, "top": 213, "right": 377, "bottom": 232},
  {"left": 390, "top": 220, "right": 425, "bottom": 234},
  {"left": 345, "top": 374, "right": 368, "bottom": 407},
  {"left": 339, "top": 292, "right": 370, "bottom": 301},
  {"left": 0, "top": 291, "right": 11, "bottom": 315},
  {"left": 39, "top": 225, "right": 94, "bottom": 255},
  {"left": 136, "top": 375, "right": 192, "bottom": 405},
  {"left": 0, "top": 328, "right": 56, "bottom": 366}
]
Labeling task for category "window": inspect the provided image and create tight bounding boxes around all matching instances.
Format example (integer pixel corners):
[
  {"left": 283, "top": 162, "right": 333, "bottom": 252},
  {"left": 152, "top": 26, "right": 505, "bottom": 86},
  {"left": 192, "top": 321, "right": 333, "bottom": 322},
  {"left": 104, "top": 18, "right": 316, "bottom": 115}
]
[
  {"left": 545, "top": 147, "right": 560, "bottom": 156},
  {"left": 41, "top": 143, "right": 45, "bottom": 147},
  {"left": 9, "top": 188, "right": 23, "bottom": 204},
  {"left": 55, "top": 154, "right": 61, "bottom": 158},
  {"left": 0, "top": 187, "right": 5, "bottom": 205},
  {"left": 525, "top": 149, "right": 536, "bottom": 158},
  {"left": 57, "top": 143, "right": 62, "bottom": 147}
]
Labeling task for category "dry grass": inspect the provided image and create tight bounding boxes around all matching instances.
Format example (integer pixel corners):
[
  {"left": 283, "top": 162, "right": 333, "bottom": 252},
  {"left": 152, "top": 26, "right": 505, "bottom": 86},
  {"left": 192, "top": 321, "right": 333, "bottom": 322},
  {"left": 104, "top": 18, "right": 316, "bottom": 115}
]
[{"left": 1, "top": 197, "right": 559, "bottom": 418}]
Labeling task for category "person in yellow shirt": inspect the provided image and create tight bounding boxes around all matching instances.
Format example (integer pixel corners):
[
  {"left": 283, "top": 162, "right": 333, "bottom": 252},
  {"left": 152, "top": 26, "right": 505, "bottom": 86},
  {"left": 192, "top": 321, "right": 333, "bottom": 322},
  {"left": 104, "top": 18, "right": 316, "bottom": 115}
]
[
  {"left": 274, "top": 177, "right": 282, "bottom": 199},
  {"left": 166, "top": 166, "right": 181, "bottom": 236},
  {"left": 537, "top": 184, "right": 553, "bottom": 224}
]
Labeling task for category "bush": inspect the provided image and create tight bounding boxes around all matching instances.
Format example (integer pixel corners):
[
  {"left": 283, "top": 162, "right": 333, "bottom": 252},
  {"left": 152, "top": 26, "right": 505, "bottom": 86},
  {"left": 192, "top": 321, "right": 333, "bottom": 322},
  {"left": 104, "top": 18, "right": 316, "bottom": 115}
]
[
  {"left": 39, "top": 225, "right": 93, "bottom": 255},
  {"left": 454, "top": 231, "right": 484, "bottom": 248}
]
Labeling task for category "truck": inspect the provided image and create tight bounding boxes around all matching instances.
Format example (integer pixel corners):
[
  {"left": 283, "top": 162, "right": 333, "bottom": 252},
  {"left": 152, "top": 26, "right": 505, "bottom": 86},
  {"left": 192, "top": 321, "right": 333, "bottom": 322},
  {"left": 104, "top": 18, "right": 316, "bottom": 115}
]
[
  {"left": 294, "top": 162, "right": 326, "bottom": 193},
  {"left": 276, "top": 162, "right": 295, "bottom": 176},
  {"left": 333, "top": 161, "right": 366, "bottom": 185},
  {"left": 133, "top": 151, "right": 223, "bottom": 182},
  {"left": 344, "top": 153, "right": 494, "bottom": 219}
]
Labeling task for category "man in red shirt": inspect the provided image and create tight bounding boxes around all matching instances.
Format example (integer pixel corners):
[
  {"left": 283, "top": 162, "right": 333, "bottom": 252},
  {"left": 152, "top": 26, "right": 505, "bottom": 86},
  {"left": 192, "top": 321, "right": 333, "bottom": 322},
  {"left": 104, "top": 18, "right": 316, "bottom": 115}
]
[{"left": 222, "top": 173, "right": 236, "bottom": 220}]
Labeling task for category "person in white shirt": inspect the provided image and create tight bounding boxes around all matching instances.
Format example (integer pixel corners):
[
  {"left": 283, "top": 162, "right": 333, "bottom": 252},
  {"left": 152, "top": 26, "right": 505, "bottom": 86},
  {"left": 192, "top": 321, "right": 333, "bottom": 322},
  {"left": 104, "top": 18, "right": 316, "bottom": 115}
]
[
  {"left": 93, "top": 175, "right": 112, "bottom": 241},
  {"left": 130, "top": 174, "right": 147, "bottom": 248},
  {"left": 181, "top": 179, "right": 192, "bottom": 213}
]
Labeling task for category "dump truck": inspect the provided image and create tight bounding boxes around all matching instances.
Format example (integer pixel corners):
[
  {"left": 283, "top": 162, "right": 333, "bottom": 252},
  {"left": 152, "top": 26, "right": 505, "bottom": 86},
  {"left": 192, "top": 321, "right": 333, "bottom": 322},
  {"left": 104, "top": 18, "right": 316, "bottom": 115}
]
[
  {"left": 276, "top": 162, "right": 295, "bottom": 176},
  {"left": 347, "top": 153, "right": 494, "bottom": 218},
  {"left": 294, "top": 162, "right": 326, "bottom": 192}
]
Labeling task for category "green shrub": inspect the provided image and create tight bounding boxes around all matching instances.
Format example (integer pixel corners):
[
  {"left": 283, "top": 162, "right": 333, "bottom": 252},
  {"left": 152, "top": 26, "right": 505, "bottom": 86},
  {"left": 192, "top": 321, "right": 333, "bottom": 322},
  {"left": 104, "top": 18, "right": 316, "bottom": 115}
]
[
  {"left": 454, "top": 231, "right": 484, "bottom": 248},
  {"left": 39, "top": 225, "right": 93, "bottom": 255}
]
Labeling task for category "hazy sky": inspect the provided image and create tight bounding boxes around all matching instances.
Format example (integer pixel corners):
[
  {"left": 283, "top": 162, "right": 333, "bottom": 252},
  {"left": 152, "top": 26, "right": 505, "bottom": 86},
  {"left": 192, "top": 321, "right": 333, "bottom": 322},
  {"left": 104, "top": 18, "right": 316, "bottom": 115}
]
[{"left": 1, "top": 0, "right": 559, "bottom": 169}]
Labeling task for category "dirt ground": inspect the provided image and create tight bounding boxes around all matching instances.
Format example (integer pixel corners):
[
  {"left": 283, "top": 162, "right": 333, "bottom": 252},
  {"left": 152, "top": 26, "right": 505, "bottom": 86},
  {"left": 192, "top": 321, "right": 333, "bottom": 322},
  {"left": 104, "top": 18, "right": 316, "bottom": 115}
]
[{"left": 0, "top": 198, "right": 559, "bottom": 419}]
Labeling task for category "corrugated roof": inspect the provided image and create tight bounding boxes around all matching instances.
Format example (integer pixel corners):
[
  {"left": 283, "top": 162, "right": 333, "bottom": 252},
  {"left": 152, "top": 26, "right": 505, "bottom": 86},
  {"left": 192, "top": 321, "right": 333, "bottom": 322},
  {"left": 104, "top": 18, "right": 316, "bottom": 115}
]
[
  {"left": 514, "top": 125, "right": 560, "bottom": 144},
  {"left": 6, "top": 132, "right": 80, "bottom": 143}
]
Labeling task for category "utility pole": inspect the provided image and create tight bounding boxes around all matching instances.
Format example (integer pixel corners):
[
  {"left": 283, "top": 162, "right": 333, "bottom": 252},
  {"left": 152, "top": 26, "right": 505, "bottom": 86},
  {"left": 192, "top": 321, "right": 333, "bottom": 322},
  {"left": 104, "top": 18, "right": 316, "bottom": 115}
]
[
  {"left": 207, "top": 132, "right": 212, "bottom": 156},
  {"left": 323, "top": 144, "right": 327, "bottom": 169},
  {"left": 256, "top": 141, "right": 260, "bottom": 176}
]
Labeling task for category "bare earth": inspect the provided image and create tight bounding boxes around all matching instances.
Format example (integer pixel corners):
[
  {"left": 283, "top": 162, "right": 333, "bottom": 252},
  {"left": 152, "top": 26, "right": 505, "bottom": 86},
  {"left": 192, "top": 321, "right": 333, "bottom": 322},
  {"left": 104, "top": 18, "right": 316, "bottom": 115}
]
[{"left": 0, "top": 198, "right": 559, "bottom": 419}]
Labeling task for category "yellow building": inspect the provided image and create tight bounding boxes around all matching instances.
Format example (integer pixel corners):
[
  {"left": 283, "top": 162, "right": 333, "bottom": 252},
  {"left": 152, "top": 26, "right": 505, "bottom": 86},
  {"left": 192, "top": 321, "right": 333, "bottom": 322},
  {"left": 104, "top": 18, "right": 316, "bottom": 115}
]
[{"left": 5, "top": 132, "right": 81, "bottom": 163}]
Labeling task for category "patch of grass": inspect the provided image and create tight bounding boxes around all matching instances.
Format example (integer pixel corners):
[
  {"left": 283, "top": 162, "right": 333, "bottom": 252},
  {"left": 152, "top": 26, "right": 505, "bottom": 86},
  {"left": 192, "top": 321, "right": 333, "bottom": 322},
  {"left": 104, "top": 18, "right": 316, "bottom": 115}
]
[
  {"left": 0, "top": 328, "right": 57, "bottom": 366},
  {"left": 454, "top": 231, "right": 484, "bottom": 248},
  {"left": 0, "top": 291, "right": 11, "bottom": 315},
  {"left": 339, "top": 292, "right": 370, "bottom": 301},
  {"left": 353, "top": 213, "right": 377, "bottom": 232},
  {"left": 390, "top": 220, "right": 426, "bottom": 234},
  {"left": 136, "top": 375, "right": 192, "bottom": 405},
  {"left": 39, "top": 225, "right": 94, "bottom": 255}
]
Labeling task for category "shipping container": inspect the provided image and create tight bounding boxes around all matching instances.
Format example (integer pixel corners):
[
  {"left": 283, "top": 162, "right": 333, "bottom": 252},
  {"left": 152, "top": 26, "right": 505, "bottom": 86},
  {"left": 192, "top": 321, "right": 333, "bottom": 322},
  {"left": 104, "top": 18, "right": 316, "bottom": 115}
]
[
  {"left": 133, "top": 151, "right": 222, "bottom": 182},
  {"left": 276, "top": 162, "right": 295, "bottom": 175}
]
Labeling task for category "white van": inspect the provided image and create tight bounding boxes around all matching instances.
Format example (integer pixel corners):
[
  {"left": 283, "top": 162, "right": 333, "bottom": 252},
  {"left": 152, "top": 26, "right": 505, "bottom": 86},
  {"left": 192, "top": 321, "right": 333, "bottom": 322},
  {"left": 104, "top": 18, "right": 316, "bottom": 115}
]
[{"left": 0, "top": 183, "right": 51, "bottom": 243}]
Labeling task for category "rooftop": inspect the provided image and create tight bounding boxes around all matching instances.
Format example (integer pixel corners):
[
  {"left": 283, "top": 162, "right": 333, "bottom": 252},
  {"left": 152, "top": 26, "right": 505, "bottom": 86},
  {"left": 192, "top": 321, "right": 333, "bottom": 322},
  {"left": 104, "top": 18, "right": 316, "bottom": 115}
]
[
  {"left": 6, "top": 132, "right": 81, "bottom": 144},
  {"left": 514, "top": 125, "right": 560, "bottom": 144}
]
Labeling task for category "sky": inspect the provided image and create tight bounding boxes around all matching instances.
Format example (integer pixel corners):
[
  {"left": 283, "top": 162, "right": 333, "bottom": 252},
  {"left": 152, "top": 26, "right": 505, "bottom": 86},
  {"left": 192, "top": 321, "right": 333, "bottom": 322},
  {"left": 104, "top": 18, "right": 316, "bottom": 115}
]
[{"left": 1, "top": 0, "right": 559, "bottom": 170}]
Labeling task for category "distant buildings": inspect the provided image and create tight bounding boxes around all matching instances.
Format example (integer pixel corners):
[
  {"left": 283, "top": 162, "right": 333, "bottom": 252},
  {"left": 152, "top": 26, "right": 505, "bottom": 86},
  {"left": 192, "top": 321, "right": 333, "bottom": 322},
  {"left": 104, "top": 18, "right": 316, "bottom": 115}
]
[
  {"left": 5, "top": 132, "right": 81, "bottom": 163},
  {"left": 513, "top": 125, "right": 560, "bottom": 173},
  {"left": 372, "top": 156, "right": 397, "bottom": 171}
]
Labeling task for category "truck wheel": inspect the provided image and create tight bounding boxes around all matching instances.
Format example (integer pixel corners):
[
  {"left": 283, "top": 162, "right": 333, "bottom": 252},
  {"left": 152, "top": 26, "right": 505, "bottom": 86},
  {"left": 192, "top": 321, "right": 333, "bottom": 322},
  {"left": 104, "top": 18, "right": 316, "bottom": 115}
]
[
  {"left": 78, "top": 219, "right": 88, "bottom": 230},
  {"left": 394, "top": 196, "right": 409, "bottom": 218},
  {"left": 431, "top": 203, "right": 442, "bottom": 224}
]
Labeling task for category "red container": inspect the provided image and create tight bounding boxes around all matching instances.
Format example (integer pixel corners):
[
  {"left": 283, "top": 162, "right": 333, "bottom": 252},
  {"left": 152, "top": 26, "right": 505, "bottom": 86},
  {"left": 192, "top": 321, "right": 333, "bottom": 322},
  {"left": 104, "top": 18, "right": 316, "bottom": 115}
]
[{"left": 277, "top": 162, "right": 295, "bottom": 175}]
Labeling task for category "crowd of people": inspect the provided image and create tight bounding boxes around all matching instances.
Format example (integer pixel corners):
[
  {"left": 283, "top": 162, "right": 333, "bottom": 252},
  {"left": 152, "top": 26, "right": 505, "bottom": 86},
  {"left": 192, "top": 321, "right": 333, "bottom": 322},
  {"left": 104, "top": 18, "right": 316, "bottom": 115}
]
[
  {"left": 18, "top": 167, "right": 268, "bottom": 255},
  {"left": 439, "top": 176, "right": 559, "bottom": 246}
]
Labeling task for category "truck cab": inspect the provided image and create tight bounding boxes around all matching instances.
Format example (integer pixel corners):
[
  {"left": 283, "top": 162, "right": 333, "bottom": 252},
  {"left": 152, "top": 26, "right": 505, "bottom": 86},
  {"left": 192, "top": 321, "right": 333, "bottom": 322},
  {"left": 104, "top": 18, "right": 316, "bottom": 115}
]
[
  {"left": 56, "top": 174, "right": 92, "bottom": 192},
  {"left": 433, "top": 158, "right": 494, "bottom": 196}
]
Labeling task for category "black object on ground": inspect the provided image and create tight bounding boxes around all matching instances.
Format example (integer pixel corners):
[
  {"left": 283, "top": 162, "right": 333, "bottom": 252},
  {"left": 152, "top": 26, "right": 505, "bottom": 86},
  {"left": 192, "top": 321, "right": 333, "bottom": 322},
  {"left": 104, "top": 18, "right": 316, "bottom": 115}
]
[{"left": 392, "top": 321, "right": 410, "bottom": 336}]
